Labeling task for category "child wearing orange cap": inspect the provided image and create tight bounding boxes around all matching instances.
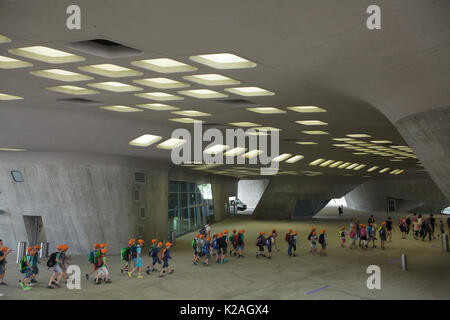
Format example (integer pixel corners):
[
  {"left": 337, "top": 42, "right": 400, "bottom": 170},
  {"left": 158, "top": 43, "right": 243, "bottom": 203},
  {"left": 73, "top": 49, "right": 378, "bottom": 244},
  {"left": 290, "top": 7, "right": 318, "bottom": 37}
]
[
  {"left": 128, "top": 239, "right": 144, "bottom": 279},
  {"left": 19, "top": 246, "right": 34, "bottom": 290},
  {"left": 95, "top": 248, "right": 111, "bottom": 284},
  {"left": 229, "top": 229, "right": 237, "bottom": 256},
  {"left": 237, "top": 229, "right": 245, "bottom": 258},
  {"left": 30, "top": 245, "right": 41, "bottom": 284},
  {"left": 212, "top": 234, "right": 220, "bottom": 262},
  {"left": 339, "top": 227, "right": 346, "bottom": 248},
  {"left": 272, "top": 229, "right": 280, "bottom": 252},
  {"left": 256, "top": 232, "right": 266, "bottom": 258},
  {"left": 310, "top": 231, "right": 318, "bottom": 255},
  {"left": 192, "top": 234, "right": 200, "bottom": 266},
  {"left": 349, "top": 225, "right": 357, "bottom": 249},
  {"left": 159, "top": 243, "right": 174, "bottom": 277},
  {"left": 121, "top": 239, "right": 134, "bottom": 275},
  {"left": 61, "top": 244, "right": 71, "bottom": 283},
  {"left": 201, "top": 236, "right": 211, "bottom": 266},
  {"left": 379, "top": 222, "right": 387, "bottom": 250},
  {"left": 47, "top": 245, "right": 64, "bottom": 289},
  {"left": 86, "top": 243, "right": 101, "bottom": 281},
  {"left": 319, "top": 229, "right": 328, "bottom": 256},
  {"left": 0, "top": 240, "right": 12, "bottom": 286},
  {"left": 307, "top": 227, "right": 316, "bottom": 253},
  {"left": 218, "top": 232, "right": 228, "bottom": 264},
  {"left": 147, "top": 239, "right": 161, "bottom": 274},
  {"left": 265, "top": 232, "right": 274, "bottom": 259}
]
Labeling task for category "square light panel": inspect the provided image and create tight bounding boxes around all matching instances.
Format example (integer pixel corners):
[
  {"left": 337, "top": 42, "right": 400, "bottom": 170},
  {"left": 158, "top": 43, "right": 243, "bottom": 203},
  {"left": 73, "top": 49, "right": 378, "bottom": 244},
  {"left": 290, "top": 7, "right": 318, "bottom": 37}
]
[
  {"left": 287, "top": 106, "right": 326, "bottom": 113},
  {"left": 46, "top": 85, "right": 99, "bottom": 95},
  {"left": 131, "top": 58, "right": 197, "bottom": 73},
  {"left": 204, "top": 144, "right": 229, "bottom": 155},
  {"left": 189, "top": 53, "right": 256, "bottom": 70},
  {"left": 78, "top": 64, "right": 142, "bottom": 78},
  {"left": 87, "top": 81, "right": 142, "bottom": 92},
  {"left": 178, "top": 89, "right": 227, "bottom": 99},
  {"left": 183, "top": 74, "right": 240, "bottom": 86},
  {"left": 296, "top": 141, "right": 317, "bottom": 145},
  {"left": 225, "top": 87, "right": 274, "bottom": 97},
  {"left": 302, "top": 131, "right": 329, "bottom": 135},
  {"left": 271, "top": 153, "right": 292, "bottom": 162},
  {"left": 100, "top": 105, "right": 143, "bottom": 112},
  {"left": 346, "top": 134, "right": 371, "bottom": 138},
  {"left": 157, "top": 138, "right": 187, "bottom": 150},
  {"left": 30, "top": 69, "right": 93, "bottom": 82},
  {"left": 9, "top": 46, "right": 84, "bottom": 63},
  {"left": 0, "top": 93, "right": 23, "bottom": 100},
  {"left": 285, "top": 155, "right": 304, "bottom": 163},
  {"left": 133, "top": 78, "right": 189, "bottom": 89},
  {"left": 0, "top": 55, "right": 33, "bottom": 69},
  {"left": 129, "top": 134, "right": 162, "bottom": 147},
  {"left": 136, "top": 103, "right": 180, "bottom": 111},
  {"left": 168, "top": 118, "right": 204, "bottom": 124},
  {"left": 295, "top": 120, "right": 328, "bottom": 126},
  {"left": 135, "top": 92, "right": 184, "bottom": 101},
  {"left": 229, "top": 122, "right": 261, "bottom": 127},
  {"left": 171, "top": 110, "right": 211, "bottom": 117},
  {"left": 246, "top": 107, "right": 286, "bottom": 114},
  {"left": 0, "top": 148, "right": 27, "bottom": 152}
]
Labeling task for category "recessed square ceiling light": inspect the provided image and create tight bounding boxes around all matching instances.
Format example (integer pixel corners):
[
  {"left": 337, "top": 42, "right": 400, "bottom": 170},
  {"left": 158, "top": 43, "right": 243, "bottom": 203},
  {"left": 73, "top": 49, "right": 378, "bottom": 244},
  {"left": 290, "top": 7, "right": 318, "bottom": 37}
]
[
  {"left": 183, "top": 74, "right": 240, "bottom": 86},
  {"left": 30, "top": 69, "right": 93, "bottom": 82},
  {"left": 0, "top": 147, "right": 27, "bottom": 152},
  {"left": 78, "top": 64, "right": 142, "bottom": 78},
  {"left": 302, "top": 131, "right": 329, "bottom": 135},
  {"left": 346, "top": 134, "right": 371, "bottom": 138},
  {"left": 319, "top": 160, "right": 335, "bottom": 167},
  {"left": 246, "top": 107, "right": 286, "bottom": 114},
  {"left": 225, "top": 87, "right": 274, "bottom": 97},
  {"left": 157, "top": 138, "right": 187, "bottom": 150},
  {"left": 136, "top": 103, "right": 180, "bottom": 111},
  {"left": 135, "top": 92, "right": 184, "bottom": 101},
  {"left": 287, "top": 106, "right": 326, "bottom": 113},
  {"left": 371, "top": 140, "right": 392, "bottom": 144},
  {"left": 0, "top": 93, "right": 23, "bottom": 100},
  {"left": 178, "top": 89, "right": 227, "bottom": 99},
  {"left": 9, "top": 46, "right": 85, "bottom": 63},
  {"left": 224, "top": 147, "right": 247, "bottom": 157},
  {"left": 329, "top": 161, "right": 343, "bottom": 168},
  {"left": 129, "top": 134, "right": 163, "bottom": 147},
  {"left": 171, "top": 110, "right": 211, "bottom": 117},
  {"left": 168, "top": 118, "right": 204, "bottom": 124},
  {"left": 295, "top": 120, "right": 328, "bottom": 126},
  {"left": 309, "top": 159, "right": 326, "bottom": 166},
  {"left": 272, "top": 153, "right": 292, "bottom": 162},
  {"left": 46, "top": 85, "right": 99, "bottom": 95},
  {"left": 0, "top": 55, "right": 33, "bottom": 69},
  {"left": 242, "top": 150, "right": 263, "bottom": 159},
  {"left": 332, "top": 138, "right": 354, "bottom": 141},
  {"left": 133, "top": 78, "right": 189, "bottom": 89},
  {"left": 100, "top": 105, "right": 143, "bottom": 112},
  {"left": 229, "top": 122, "right": 261, "bottom": 127},
  {"left": 131, "top": 58, "right": 197, "bottom": 73},
  {"left": 285, "top": 155, "right": 304, "bottom": 163},
  {"left": 296, "top": 141, "right": 317, "bottom": 145},
  {"left": 189, "top": 53, "right": 256, "bottom": 70},
  {"left": 204, "top": 144, "right": 229, "bottom": 155},
  {"left": 87, "top": 81, "right": 142, "bottom": 92},
  {"left": 0, "top": 34, "right": 11, "bottom": 43}
]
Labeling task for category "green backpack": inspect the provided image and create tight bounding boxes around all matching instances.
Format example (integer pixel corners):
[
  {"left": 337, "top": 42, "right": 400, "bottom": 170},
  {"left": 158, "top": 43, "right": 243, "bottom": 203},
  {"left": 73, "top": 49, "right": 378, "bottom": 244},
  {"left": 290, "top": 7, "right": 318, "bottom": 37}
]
[
  {"left": 19, "top": 256, "right": 28, "bottom": 272},
  {"left": 121, "top": 247, "right": 130, "bottom": 261}
]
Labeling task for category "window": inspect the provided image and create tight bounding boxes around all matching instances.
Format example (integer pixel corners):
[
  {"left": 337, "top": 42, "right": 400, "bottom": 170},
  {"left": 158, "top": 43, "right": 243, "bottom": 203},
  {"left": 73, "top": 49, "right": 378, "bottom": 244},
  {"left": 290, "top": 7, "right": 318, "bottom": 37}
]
[
  {"left": 140, "top": 207, "right": 146, "bottom": 218},
  {"left": 134, "top": 172, "right": 146, "bottom": 184},
  {"left": 11, "top": 170, "right": 24, "bottom": 182},
  {"left": 134, "top": 189, "right": 140, "bottom": 202}
]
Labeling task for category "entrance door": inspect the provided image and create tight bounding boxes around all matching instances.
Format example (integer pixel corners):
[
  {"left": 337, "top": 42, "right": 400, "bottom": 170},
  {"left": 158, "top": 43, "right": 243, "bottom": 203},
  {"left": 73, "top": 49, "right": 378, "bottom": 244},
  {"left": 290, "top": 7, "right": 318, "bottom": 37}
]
[
  {"left": 387, "top": 199, "right": 397, "bottom": 212},
  {"left": 22, "top": 215, "right": 46, "bottom": 245}
]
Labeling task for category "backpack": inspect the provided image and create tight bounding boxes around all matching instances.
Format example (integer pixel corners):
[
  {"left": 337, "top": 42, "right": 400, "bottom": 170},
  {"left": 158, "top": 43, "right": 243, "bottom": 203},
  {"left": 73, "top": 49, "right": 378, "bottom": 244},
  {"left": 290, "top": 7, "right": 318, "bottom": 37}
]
[
  {"left": 318, "top": 234, "right": 324, "bottom": 244},
  {"left": 265, "top": 237, "right": 272, "bottom": 246},
  {"left": 47, "top": 252, "right": 58, "bottom": 268},
  {"left": 233, "top": 234, "right": 240, "bottom": 245},
  {"left": 88, "top": 251, "right": 95, "bottom": 264},
  {"left": 307, "top": 232, "right": 312, "bottom": 240},
  {"left": 161, "top": 248, "right": 167, "bottom": 260},
  {"left": 339, "top": 230, "right": 344, "bottom": 238},
  {"left": 213, "top": 238, "right": 219, "bottom": 249},
  {"left": 97, "top": 255, "right": 104, "bottom": 268},
  {"left": 130, "top": 245, "right": 137, "bottom": 258},
  {"left": 191, "top": 239, "right": 197, "bottom": 248},
  {"left": 121, "top": 247, "right": 130, "bottom": 260},
  {"left": 199, "top": 226, "right": 207, "bottom": 235},
  {"left": 19, "top": 256, "right": 28, "bottom": 272},
  {"left": 256, "top": 236, "right": 264, "bottom": 246},
  {"left": 219, "top": 236, "right": 226, "bottom": 247},
  {"left": 285, "top": 233, "right": 290, "bottom": 242}
]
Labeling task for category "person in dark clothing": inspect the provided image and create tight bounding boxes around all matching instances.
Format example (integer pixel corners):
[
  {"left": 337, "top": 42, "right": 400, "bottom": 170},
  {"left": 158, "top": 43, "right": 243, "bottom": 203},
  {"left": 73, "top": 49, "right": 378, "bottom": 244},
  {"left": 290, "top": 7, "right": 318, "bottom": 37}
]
[
  {"left": 422, "top": 216, "right": 433, "bottom": 241},
  {"left": 256, "top": 232, "right": 266, "bottom": 258},
  {"left": 368, "top": 215, "right": 375, "bottom": 226},
  {"left": 386, "top": 217, "right": 393, "bottom": 242},
  {"left": 447, "top": 217, "right": 450, "bottom": 234},
  {"left": 430, "top": 214, "right": 436, "bottom": 239}
]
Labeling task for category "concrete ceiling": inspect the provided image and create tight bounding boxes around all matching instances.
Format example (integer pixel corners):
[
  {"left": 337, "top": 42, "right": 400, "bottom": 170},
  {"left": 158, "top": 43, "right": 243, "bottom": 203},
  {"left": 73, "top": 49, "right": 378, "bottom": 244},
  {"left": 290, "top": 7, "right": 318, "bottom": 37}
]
[{"left": 0, "top": 0, "right": 449, "bottom": 178}]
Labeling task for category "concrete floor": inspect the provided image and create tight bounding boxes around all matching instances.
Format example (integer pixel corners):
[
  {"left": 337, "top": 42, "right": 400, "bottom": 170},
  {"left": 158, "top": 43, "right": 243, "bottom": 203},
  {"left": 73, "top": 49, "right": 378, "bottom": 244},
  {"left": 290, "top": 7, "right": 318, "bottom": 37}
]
[{"left": 1, "top": 212, "right": 449, "bottom": 300}]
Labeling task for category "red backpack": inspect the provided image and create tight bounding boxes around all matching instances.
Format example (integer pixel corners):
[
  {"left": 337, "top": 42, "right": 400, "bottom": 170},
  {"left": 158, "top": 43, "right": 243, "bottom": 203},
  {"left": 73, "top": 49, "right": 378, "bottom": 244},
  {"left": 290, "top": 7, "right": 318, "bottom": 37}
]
[{"left": 285, "top": 233, "right": 291, "bottom": 242}]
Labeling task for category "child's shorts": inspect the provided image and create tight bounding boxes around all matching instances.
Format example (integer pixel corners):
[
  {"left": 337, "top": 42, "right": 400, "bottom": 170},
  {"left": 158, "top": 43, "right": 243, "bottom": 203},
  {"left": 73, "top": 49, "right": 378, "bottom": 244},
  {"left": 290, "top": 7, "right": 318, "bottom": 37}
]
[
  {"left": 257, "top": 245, "right": 264, "bottom": 251},
  {"left": 162, "top": 260, "right": 169, "bottom": 268},
  {"left": 134, "top": 258, "right": 142, "bottom": 268},
  {"left": 340, "top": 238, "right": 346, "bottom": 244},
  {"left": 32, "top": 266, "right": 39, "bottom": 275},
  {"left": 237, "top": 245, "right": 244, "bottom": 251},
  {"left": 321, "top": 243, "right": 326, "bottom": 250},
  {"left": 152, "top": 257, "right": 161, "bottom": 265},
  {"left": 267, "top": 246, "right": 272, "bottom": 253},
  {"left": 52, "top": 265, "right": 63, "bottom": 274},
  {"left": 24, "top": 268, "right": 33, "bottom": 278},
  {"left": 97, "top": 266, "right": 109, "bottom": 277},
  {"left": 311, "top": 243, "right": 317, "bottom": 249}
]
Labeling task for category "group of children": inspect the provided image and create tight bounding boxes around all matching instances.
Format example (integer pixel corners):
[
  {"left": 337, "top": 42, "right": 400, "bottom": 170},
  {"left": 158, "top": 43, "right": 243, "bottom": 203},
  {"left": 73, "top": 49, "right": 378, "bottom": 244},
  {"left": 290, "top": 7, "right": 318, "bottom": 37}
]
[
  {"left": 118, "top": 238, "right": 174, "bottom": 279},
  {"left": 192, "top": 229, "right": 246, "bottom": 266}
]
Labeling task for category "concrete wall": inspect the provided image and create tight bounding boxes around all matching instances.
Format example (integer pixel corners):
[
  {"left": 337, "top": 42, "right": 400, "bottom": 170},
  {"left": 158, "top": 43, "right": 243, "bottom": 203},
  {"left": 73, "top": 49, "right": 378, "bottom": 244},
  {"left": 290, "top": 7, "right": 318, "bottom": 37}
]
[
  {"left": 344, "top": 178, "right": 449, "bottom": 214},
  {"left": 0, "top": 152, "right": 169, "bottom": 255},
  {"left": 237, "top": 179, "right": 270, "bottom": 209},
  {"left": 395, "top": 106, "right": 450, "bottom": 203}
]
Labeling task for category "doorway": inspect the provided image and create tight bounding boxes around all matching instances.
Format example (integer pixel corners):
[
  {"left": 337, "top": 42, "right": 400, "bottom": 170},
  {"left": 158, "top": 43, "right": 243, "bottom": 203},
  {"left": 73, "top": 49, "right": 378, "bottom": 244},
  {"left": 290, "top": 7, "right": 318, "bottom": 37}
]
[
  {"left": 23, "top": 215, "right": 47, "bottom": 245},
  {"left": 387, "top": 198, "right": 397, "bottom": 212}
]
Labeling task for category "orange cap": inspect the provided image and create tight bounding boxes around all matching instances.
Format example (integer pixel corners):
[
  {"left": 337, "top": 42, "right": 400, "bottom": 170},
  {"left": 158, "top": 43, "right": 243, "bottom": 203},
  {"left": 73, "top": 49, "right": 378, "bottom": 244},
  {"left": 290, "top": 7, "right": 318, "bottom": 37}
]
[
  {"left": 101, "top": 248, "right": 108, "bottom": 254},
  {"left": 138, "top": 239, "right": 144, "bottom": 244},
  {"left": 272, "top": 228, "right": 276, "bottom": 232},
  {"left": 27, "top": 246, "right": 33, "bottom": 252},
  {"left": 269, "top": 232, "right": 273, "bottom": 236},
  {"left": 1, "top": 246, "right": 8, "bottom": 252},
  {"left": 165, "top": 242, "right": 172, "bottom": 247},
  {"left": 196, "top": 233, "right": 201, "bottom": 237},
  {"left": 312, "top": 227, "right": 316, "bottom": 230},
  {"left": 157, "top": 242, "right": 163, "bottom": 247},
  {"left": 293, "top": 231, "right": 297, "bottom": 235},
  {"left": 260, "top": 231, "right": 265, "bottom": 235},
  {"left": 219, "top": 232, "right": 223, "bottom": 237},
  {"left": 152, "top": 239, "right": 157, "bottom": 244},
  {"left": 200, "top": 234, "right": 205, "bottom": 239},
  {"left": 232, "top": 229, "right": 236, "bottom": 233},
  {"left": 352, "top": 225, "right": 356, "bottom": 228},
  {"left": 288, "top": 229, "right": 293, "bottom": 233},
  {"left": 240, "top": 229, "right": 245, "bottom": 233},
  {"left": 94, "top": 243, "right": 100, "bottom": 248},
  {"left": 63, "top": 244, "right": 69, "bottom": 251},
  {"left": 341, "top": 226, "right": 345, "bottom": 229},
  {"left": 313, "top": 231, "right": 317, "bottom": 235},
  {"left": 206, "top": 237, "right": 211, "bottom": 242},
  {"left": 100, "top": 243, "right": 107, "bottom": 248},
  {"left": 34, "top": 245, "right": 41, "bottom": 250},
  {"left": 57, "top": 244, "right": 64, "bottom": 250},
  {"left": 321, "top": 229, "right": 325, "bottom": 233},
  {"left": 382, "top": 222, "right": 386, "bottom": 225},
  {"left": 224, "top": 230, "right": 229, "bottom": 234}
]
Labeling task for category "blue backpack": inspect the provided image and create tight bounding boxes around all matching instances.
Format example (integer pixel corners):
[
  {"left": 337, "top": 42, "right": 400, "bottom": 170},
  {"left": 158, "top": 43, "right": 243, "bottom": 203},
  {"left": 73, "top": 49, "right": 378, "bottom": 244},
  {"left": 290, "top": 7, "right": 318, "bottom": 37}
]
[{"left": 213, "top": 238, "right": 219, "bottom": 249}]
